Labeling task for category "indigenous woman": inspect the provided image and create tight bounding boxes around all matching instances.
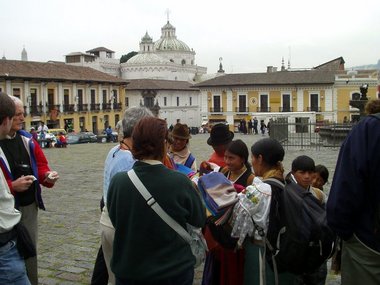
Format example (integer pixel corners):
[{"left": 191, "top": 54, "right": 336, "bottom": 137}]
[
  {"left": 221, "top": 139, "right": 255, "bottom": 189},
  {"left": 202, "top": 139, "right": 254, "bottom": 285},
  {"left": 168, "top": 123, "right": 197, "bottom": 172},
  {"left": 245, "top": 138, "right": 295, "bottom": 285}
]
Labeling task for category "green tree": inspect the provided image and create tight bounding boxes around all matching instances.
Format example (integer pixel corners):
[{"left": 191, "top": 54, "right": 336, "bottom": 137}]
[{"left": 120, "top": 51, "right": 138, "bottom": 63}]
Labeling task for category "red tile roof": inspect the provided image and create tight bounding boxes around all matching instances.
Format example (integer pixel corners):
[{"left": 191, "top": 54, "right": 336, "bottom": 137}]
[{"left": 0, "top": 60, "right": 126, "bottom": 84}]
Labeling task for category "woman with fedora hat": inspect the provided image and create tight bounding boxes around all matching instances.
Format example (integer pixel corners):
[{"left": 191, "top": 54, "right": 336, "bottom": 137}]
[
  {"left": 207, "top": 123, "right": 234, "bottom": 168},
  {"left": 168, "top": 123, "right": 197, "bottom": 172}
]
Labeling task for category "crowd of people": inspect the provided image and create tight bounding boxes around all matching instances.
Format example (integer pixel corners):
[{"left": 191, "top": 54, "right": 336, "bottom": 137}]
[
  {"left": 238, "top": 117, "right": 270, "bottom": 135},
  {"left": 1, "top": 89, "right": 380, "bottom": 285}
]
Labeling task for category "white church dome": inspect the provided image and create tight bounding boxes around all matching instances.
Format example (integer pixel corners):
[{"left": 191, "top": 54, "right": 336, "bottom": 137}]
[
  {"left": 154, "top": 21, "right": 191, "bottom": 52},
  {"left": 126, "top": 53, "right": 166, "bottom": 65}
]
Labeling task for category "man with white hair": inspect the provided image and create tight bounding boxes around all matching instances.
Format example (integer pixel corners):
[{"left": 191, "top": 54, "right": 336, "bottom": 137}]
[
  {"left": 0, "top": 95, "right": 59, "bottom": 285},
  {"left": 92, "top": 106, "right": 153, "bottom": 285},
  {"left": 0, "top": 92, "right": 31, "bottom": 284}
]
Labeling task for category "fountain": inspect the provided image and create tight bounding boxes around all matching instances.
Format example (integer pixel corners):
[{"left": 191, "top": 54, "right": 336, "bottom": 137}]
[
  {"left": 318, "top": 84, "right": 368, "bottom": 146},
  {"left": 349, "top": 84, "right": 369, "bottom": 119}
]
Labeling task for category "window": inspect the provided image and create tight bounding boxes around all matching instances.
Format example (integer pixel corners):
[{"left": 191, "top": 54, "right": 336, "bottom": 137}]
[
  {"left": 176, "top": 97, "right": 179, "bottom": 106},
  {"left": 310, "top": 93, "right": 319, "bottom": 112},
  {"left": 91, "top": 90, "right": 96, "bottom": 104},
  {"left": 13, "top": 88, "right": 21, "bottom": 99},
  {"left": 213, "top": 95, "right": 221, "bottom": 112},
  {"left": 48, "top": 89, "right": 54, "bottom": 107},
  {"left": 102, "top": 90, "right": 107, "bottom": 103},
  {"left": 77, "top": 89, "right": 83, "bottom": 105},
  {"left": 260, "top": 94, "right": 269, "bottom": 112},
  {"left": 125, "top": 96, "right": 129, "bottom": 107},
  {"left": 238, "top": 95, "right": 247, "bottom": 112},
  {"left": 30, "top": 88, "right": 37, "bottom": 107},
  {"left": 282, "top": 94, "right": 291, "bottom": 112},
  {"left": 63, "top": 89, "right": 69, "bottom": 107},
  {"left": 164, "top": 97, "right": 167, "bottom": 106},
  {"left": 189, "top": 97, "right": 192, "bottom": 106},
  {"left": 144, "top": 97, "right": 154, "bottom": 108},
  {"left": 112, "top": 89, "right": 118, "bottom": 102}
]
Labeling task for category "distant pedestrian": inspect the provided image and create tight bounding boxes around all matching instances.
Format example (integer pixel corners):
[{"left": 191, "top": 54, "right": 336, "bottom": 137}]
[
  {"left": 105, "top": 126, "right": 113, "bottom": 142},
  {"left": 248, "top": 119, "right": 253, "bottom": 134},
  {"left": 260, "top": 120, "right": 266, "bottom": 135},
  {"left": 37, "top": 121, "right": 48, "bottom": 147},
  {"left": 253, "top": 117, "right": 258, "bottom": 134},
  {"left": 30, "top": 127, "right": 38, "bottom": 141}
]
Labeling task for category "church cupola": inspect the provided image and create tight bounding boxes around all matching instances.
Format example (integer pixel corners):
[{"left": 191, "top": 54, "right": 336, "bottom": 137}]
[{"left": 139, "top": 31, "right": 155, "bottom": 53}]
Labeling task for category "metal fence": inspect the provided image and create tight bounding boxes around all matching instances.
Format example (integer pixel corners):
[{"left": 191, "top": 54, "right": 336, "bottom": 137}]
[{"left": 269, "top": 119, "right": 354, "bottom": 149}]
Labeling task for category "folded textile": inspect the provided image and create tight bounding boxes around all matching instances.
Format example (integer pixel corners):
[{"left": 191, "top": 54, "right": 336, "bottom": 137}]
[
  {"left": 198, "top": 172, "right": 238, "bottom": 216},
  {"left": 176, "top": 163, "right": 196, "bottom": 177}
]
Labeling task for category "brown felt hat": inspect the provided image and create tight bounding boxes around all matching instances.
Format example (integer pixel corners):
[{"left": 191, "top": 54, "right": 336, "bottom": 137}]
[
  {"left": 207, "top": 123, "right": 234, "bottom": 146},
  {"left": 171, "top": 123, "right": 191, "bottom": 140}
]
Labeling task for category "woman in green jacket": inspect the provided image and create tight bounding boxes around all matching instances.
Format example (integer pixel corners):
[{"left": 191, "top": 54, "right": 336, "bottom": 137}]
[{"left": 107, "top": 116, "right": 206, "bottom": 285}]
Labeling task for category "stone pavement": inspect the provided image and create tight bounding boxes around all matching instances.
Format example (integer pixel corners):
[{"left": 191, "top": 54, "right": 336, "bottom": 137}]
[{"left": 37, "top": 133, "right": 341, "bottom": 284}]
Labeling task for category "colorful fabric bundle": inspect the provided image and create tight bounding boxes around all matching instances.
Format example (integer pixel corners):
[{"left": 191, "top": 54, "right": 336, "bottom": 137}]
[{"left": 197, "top": 172, "right": 238, "bottom": 216}]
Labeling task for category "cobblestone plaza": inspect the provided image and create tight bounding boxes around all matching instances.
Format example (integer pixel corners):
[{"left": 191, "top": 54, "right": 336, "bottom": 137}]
[{"left": 37, "top": 133, "right": 341, "bottom": 284}]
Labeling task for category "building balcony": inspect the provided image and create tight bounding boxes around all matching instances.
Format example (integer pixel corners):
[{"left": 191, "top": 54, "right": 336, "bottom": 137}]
[
  {"left": 77, "top": 104, "right": 89, "bottom": 112},
  {"left": 235, "top": 107, "right": 249, "bottom": 113},
  {"left": 307, "top": 106, "right": 321, "bottom": 112},
  {"left": 102, "top": 103, "right": 112, "bottom": 111},
  {"left": 210, "top": 107, "right": 223, "bottom": 113},
  {"left": 47, "top": 104, "right": 60, "bottom": 111},
  {"left": 113, "top": 102, "right": 122, "bottom": 110},
  {"left": 29, "top": 105, "right": 43, "bottom": 116},
  {"left": 256, "top": 107, "right": 271, "bottom": 112},
  {"left": 63, "top": 104, "right": 75, "bottom": 113},
  {"left": 279, "top": 107, "right": 293, "bottom": 112},
  {"left": 90, "top": 103, "right": 101, "bottom": 111}
]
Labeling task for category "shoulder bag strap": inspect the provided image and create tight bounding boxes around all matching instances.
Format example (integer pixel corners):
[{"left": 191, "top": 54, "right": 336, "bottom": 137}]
[
  {"left": 184, "top": 153, "right": 195, "bottom": 168},
  {"left": 127, "top": 169, "right": 192, "bottom": 243}
]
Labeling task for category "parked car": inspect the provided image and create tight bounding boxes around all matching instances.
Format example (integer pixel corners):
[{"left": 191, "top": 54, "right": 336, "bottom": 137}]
[
  {"left": 66, "top": 132, "right": 97, "bottom": 144},
  {"left": 47, "top": 128, "right": 67, "bottom": 136}
]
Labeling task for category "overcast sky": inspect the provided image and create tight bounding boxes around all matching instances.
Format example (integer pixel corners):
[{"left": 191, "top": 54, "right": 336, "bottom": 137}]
[{"left": 1, "top": 0, "right": 379, "bottom": 73}]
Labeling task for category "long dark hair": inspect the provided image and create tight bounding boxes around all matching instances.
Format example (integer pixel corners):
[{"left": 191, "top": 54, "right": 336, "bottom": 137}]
[{"left": 226, "top": 139, "right": 251, "bottom": 169}]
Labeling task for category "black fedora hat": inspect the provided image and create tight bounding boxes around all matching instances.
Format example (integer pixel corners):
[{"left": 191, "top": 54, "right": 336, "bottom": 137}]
[{"left": 207, "top": 123, "right": 234, "bottom": 146}]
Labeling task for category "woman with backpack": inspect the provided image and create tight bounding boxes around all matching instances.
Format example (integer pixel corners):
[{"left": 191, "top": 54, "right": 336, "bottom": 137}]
[{"left": 244, "top": 138, "right": 295, "bottom": 285}]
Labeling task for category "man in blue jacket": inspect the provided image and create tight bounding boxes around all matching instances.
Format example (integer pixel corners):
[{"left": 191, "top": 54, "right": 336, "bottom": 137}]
[{"left": 327, "top": 108, "right": 380, "bottom": 285}]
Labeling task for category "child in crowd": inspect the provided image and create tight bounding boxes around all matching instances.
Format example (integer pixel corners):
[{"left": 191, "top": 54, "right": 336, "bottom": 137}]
[{"left": 289, "top": 156, "right": 327, "bottom": 285}]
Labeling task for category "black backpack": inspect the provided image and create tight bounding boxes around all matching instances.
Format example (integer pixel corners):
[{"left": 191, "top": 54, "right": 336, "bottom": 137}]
[{"left": 261, "top": 178, "right": 336, "bottom": 275}]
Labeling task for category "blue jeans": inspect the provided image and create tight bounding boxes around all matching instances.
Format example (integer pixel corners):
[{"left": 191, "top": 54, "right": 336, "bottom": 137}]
[
  {"left": 115, "top": 267, "right": 194, "bottom": 285},
  {"left": 0, "top": 240, "right": 31, "bottom": 285}
]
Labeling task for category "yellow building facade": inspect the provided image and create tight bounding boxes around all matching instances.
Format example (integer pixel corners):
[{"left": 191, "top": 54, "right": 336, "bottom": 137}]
[
  {"left": 0, "top": 60, "right": 126, "bottom": 134},
  {"left": 196, "top": 58, "right": 379, "bottom": 131}
]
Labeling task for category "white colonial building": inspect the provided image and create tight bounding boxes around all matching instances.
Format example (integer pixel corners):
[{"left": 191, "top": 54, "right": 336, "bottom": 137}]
[{"left": 121, "top": 21, "right": 207, "bottom": 82}]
